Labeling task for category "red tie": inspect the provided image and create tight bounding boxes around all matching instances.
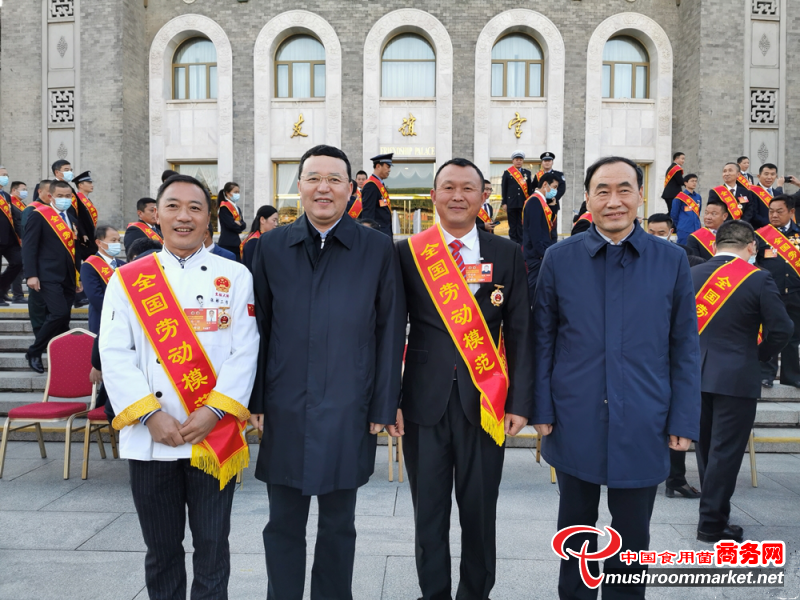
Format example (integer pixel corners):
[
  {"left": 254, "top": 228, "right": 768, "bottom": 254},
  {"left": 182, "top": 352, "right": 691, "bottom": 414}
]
[{"left": 449, "top": 240, "right": 466, "bottom": 277}]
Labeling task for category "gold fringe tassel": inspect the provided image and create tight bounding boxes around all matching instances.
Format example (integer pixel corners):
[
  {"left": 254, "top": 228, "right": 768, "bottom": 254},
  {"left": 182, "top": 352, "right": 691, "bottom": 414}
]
[
  {"left": 191, "top": 444, "right": 250, "bottom": 490},
  {"left": 481, "top": 407, "right": 506, "bottom": 447}
]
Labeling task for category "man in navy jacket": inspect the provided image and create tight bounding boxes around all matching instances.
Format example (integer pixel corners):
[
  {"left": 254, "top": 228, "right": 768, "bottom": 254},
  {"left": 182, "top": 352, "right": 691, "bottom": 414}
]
[{"left": 533, "top": 157, "right": 701, "bottom": 600}]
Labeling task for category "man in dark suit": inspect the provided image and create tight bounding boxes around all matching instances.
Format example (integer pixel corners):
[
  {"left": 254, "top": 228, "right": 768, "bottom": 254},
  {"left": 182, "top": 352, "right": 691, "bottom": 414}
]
[
  {"left": 249, "top": 145, "right": 406, "bottom": 599},
  {"left": 51, "top": 160, "right": 96, "bottom": 262},
  {"left": 662, "top": 151, "right": 685, "bottom": 212},
  {"left": 203, "top": 223, "right": 237, "bottom": 261},
  {"left": 523, "top": 171, "right": 558, "bottom": 298},
  {"left": 692, "top": 220, "right": 791, "bottom": 542},
  {"left": 533, "top": 157, "right": 701, "bottom": 600},
  {"left": 360, "top": 153, "right": 394, "bottom": 236},
  {"left": 79, "top": 224, "right": 125, "bottom": 335},
  {"left": 686, "top": 199, "right": 730, "bottom": 260},
  {"left": 0, "top": 166, "right": 22, "bottom": 307},
  {"left": 476, "top": 178, "right": 496, "bottom": 233},
  {"left": 749, "top": 163, "right": 783, "bottom": 229},
  {"left": 501, "top": 151, "right": 531, "bottom": 244},
  {"left": 737, "top": 156, "right": 755, "bottom": 186},
  {"left": 755, "top": 195, "right": 800, "bottom": 388},
  {"left": 22, "top": 180, "right": 80, "bottom": 373},
  {"left": 395, "top": 158, "right": 533, "bottom": 600},
  {"left": 124, "top": 198, "right": 162, "bottom": 249},
  {"left": 707, "top": 162, "right": 756, "bottom": 224},
  {"left": 532, "top": 151, "right": 566, "bottom": 240}
]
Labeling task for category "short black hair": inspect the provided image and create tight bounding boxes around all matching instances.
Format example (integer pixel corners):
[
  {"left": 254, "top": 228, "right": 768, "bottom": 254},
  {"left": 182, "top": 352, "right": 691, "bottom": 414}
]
[
  {"left": 95, "top": 223, "right": 117, "bottom": 240},
  {"left": 356, "top": 217, "right": 381, "bottom": 229},
  {"left": 706, "top": 197, "right": 730, "bottom": 215},
  {"left": 136, "top": 197, "right": 157, "bottom": 213},
  {"left": 207, "top": 222, "right": 215, "bottom": 237},
  {"left": 50, "top": 180, "right": 72, "bottom": 194},
  {"left": 716, "top": 219, "right": 755, "bottom": 249},
  {"left": 161, "top": 169, "right": 179, "bottom": 183},
  {"left": 356, "top": 170, "right": 368, "bottom": 178},
  {"left": 759, "top": 163, "right": 778, "bottom": 174},
  {"left": 536, "top": 172, "right": 558, "bottom": 188},
  {"left": 126, "top": 237, "right": 162, "bottom": 262},
  {"left": 683, "top": 173, "right": 698, "bottom": 182},
  {"left": 298, "top": 145, "right": 352, "bottom": 181},
  {"left": 433, "top": 158, "right": 484, "bottom": 190},
  {"left": 583, "top": 156, "right": 643, "bottom": 192},
  {"left": 156, "top": 174, "right": 212, "bottom": 210},
  {"left": 737, "top": 156, "right": 749, "bottom": 165},
  {"left": 51, "top": 159, "right": 71, "bottom": 174},
  {"left": 483, "top": 179, "right": 492, "bottom": 186},
  {"left": 10, "top": 181, "right": 25, "bottom": 192},
  {"left": 648, "top": 213, "right": 674, "bottom": 230},
  {"left": 770, "top": 194, "right": 795, "bottom": 211},
  {"left": 672, "top": 152, "right": 685, "bottom": 161}
]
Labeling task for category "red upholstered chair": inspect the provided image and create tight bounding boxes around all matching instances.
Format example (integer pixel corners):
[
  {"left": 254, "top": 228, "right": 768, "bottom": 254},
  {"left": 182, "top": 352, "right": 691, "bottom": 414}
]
[
  {"left": 0, "top": 328, "right": 97, "bottom": 479},
  {"left": 81, "top": 405, "right": 119, "bottom": 480}
]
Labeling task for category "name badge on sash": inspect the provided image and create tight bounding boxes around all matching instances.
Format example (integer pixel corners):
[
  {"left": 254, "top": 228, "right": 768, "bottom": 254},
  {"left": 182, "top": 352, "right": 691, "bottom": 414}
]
[
  {"left": 465, "top": 263, "right": 493, "bottom": 284},
  {"left": 185, "top": 308, "right": 218, "bottom": 332}
]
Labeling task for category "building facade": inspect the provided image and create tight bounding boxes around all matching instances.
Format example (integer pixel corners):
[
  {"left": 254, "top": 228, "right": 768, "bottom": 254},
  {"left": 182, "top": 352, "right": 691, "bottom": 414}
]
[{"left": 0, "top": 0, "right": 794, "bottom": 233}]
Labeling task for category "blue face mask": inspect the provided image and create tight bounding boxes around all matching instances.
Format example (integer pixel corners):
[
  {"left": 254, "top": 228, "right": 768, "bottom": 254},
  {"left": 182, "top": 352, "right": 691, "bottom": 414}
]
[
  {"left": 545, "top": 189, "right": 558, "bottom": 200},
  {"left": 105, "top": 242, "right": 122, "bottom": 257},
  {"left": 62, "top": 171, "right": 74, "bottom": 182},
  {"left": 54, "top": 197, "right": 72, "bottom": 212},
  {"left": 0, "top": 176, "right": 8, "bottom": 187},
  {"left": 19, "top": 190, "right": 28, "bottom": 200},
  {"left": 232, "top": 193, "right": 240, "bottom": 202}
]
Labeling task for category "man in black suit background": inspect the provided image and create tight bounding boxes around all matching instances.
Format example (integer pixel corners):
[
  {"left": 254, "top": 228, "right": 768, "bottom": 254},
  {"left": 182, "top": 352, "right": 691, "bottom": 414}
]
[
  {"left": 686, "top": 199, "right": 730, "bottom": 260},
  {"left": 691, "top": 219, "right": 791, "bottom": 542},
  {"left": 124, "top": 198, "right": 163, "bottom": 249},
  {"left": 662, "top": 151, "right": 685, "bottom": 212},
  {"left": 501, "top": 151, "right": 531, "bottom": 244},
  {"left": 394, "top": 158, "right": 533, "bottom": 600},
  {"left": 477, "top": 178, "right": 495, "bottom": 233}
]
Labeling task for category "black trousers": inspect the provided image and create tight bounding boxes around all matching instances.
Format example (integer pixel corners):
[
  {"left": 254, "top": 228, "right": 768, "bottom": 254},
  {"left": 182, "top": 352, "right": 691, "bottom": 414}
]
[
  {"left": 263, "top": 483, "right": 358, "bottom": 600},
  {"left": 666, "top": 449, "right": 689, "bottom": 489},
  {"left": 129, "top": 459, "right": 236, "bottom": 600},
  {"left": 404, "top": 381, "right": 505, "bottom": 600},
  {"left": 219, "top": 244, "right": 241, "bottom": 262},
  {"left": 507, "top": 208, "right": 523, "bottom": 244},
  {"left": 27, "top": 280, "right": 74, "bottom": 358},
  {"left": 696, "top": 392, "right": 757, "bottom": 533},
  {"left": 556, "top": 471, "right": 658, "bottom": 600},
  {"left": 27, "top": 288, "right": 48, "bottom": 336},
  {"left": 10, "top": 272, "right": 23, "bottom": 297},
  {"left": 761, "top": 292, "right": 800, "bottom": 383},
  {"left": 0, "top": 243, "right": 22, "bottom": 295},
  {"left": 526, "top": 258, "right": 542, "bottom": 306}
]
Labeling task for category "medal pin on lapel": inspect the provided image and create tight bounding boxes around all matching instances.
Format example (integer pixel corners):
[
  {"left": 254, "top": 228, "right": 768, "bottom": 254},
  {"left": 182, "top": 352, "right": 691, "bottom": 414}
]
[{"left": 491, "top": 285, "right": 504, "bottom": 307}]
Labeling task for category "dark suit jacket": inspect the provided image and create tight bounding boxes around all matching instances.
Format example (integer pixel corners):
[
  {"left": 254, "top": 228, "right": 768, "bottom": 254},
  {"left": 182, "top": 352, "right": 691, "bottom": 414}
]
[
  {"left": 523, "top": 192, "right": 555, "bottom": 264},
  {"left": 22, "top": 206, "right": 79, "bottom": 285},
  {"left": 398, "top": 229, "right": 534, "bottom": 428},
  {"left": 662, "top": 163, "right": 684, "bottom": 201},
  {"left": 691, "top": 256, "right": 791, "bottom": 398},
  {"left": 532, "top": 170, "right": 566, "bottom": 213},
  {"left": 123, "top": 220, "right": 161, "bottom": 250},
  {"left": 242, "top": 236, "right": 259, "bottom": 271},
  {"left": 685, "top": 228, "right": 717, "bottom": 260},
  {"left": 476, "top": 202, "right": 494, "bottom": 232},
  {"left": 80, "top": 255, "right": 126, "bottom": 334},
  {"left": 501, "top": 168, "right": 532, "bottom": 209},
  {"left": 570, "top": 218, "right": 591, "bottom": 236},
  {"left": 708, "top": 183, "right": 757, "bottom": 224},
  {"left": 210, "top": 244, "right": 237, "bottom": 261},
  {"left": 756, "top": 220, "right": 800, "bottom": 295},
  {"left": 69, "top": 186, "right": 97, "bottom": 260},
  {"left": 218, "top": 202, "right": 246, "bottom": 247},
  {"left": 0, "top": 191, "right": 19, "bottom": 247},
  {"left": 360, "top": 179, "right": 392, "bottom": 236}
]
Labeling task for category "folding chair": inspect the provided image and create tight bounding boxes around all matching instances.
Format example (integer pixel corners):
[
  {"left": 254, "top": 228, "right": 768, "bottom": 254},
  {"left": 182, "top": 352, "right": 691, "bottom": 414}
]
[
  {"left": 0, "top": 329, "right": 96, "bottom": 479},
  {"left": 749, "top": 429, "right": 800, "bottom": 487},
  {"left": 81, "top": 403, "right": 118, "bottom": 480},
  {"left": 378, "top": 431, "right": 404, "bottom": 482}
]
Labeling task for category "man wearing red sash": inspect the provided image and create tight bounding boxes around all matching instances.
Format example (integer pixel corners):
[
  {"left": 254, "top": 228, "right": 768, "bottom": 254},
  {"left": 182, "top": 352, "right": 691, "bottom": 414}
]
[
  {"left": 749, "top": 162, "right": 783, "bottom": 229},
  {"left": 523, "top": 171, "right": 558, "bottom": 298},
  {"left": 669, "top": 172, "right": 702, "bottom": 245},
  {"left": 360, "top": 152, "right": 394, "bottom": 236},
  {"left": 395, "top": 158, "right": 533, "bottom": 599},
  {"left": 476, "top": 178, "right": 496, "bottom": 233},
  {"left": 124, "top": 197, "right": 163, "bottom": 249},
  {"left": 533, "top": 157, "right": 701, "bottom": 599},
  {"left": 687, "top": 198, "right": 730, "bottom": 260},
  {"left": 51, "top": 160, "right": 97, "bottom": 262},
  {"left": 661, "top": 151, "right": 685, "bottom": 212},
  {"left": 80, "top": 224, "right": 125, "bottom": 334},
  {"left": 248, "top": 145, "right": 405, "bottom": 598},
  {"left": 691, "top": 220, "right": 791, "bottom": 542},
  {"left": 100, "top": 174, "right": 258, "bottom": 600},
  {"left": 571, "top": 207, "right": 593, "bottom": 236},
  {"left": 756, "top": 194, "right": 800, "bottom": 389},
  {"left": 707, "top": 162, "right": 755, "bottom": 223},
  {"left": 532, "top": 152, "right": 567, "bottom": 240},
  {"left": 501, "top": 151, "right": 532, "bottom": 244},
  {"left": 0, "top": 166, "right": 22, "bottom": 307}
]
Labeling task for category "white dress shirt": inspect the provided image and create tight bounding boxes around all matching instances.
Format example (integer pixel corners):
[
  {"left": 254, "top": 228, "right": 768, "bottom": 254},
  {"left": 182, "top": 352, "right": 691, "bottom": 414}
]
[{"left": 442, "top": 224, "right": 481, "bottom": 295}]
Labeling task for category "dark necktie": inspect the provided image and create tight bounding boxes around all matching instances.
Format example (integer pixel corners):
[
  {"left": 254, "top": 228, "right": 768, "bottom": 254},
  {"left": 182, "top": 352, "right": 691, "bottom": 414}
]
[
  {"left": 449, "top": 240, "right": 466, "bottom": 277},
  {"left": 111, "top": 259, "right": 118, "bottom": 269}
]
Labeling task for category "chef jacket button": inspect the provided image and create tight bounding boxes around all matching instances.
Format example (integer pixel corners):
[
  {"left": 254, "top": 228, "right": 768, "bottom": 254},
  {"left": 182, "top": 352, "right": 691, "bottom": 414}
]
[
  {"left": 201, "top": 266, "right": 207, "bottom": 271},
  {"left": 156, "top": 358, "right": 161, "bottom": 364},
  {"left": 604, "top": 399, "right": 608, "bottom": 404},
  {"left": 155, "top": 391, "right": 163, "bottom": 398}
]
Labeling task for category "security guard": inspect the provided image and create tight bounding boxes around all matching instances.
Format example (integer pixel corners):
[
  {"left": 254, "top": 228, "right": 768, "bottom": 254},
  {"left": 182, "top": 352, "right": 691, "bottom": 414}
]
[
  {"left": 501, "top": 151, "right": 531, "bottom": 244},
  {"left": 756, "top": 194, "right": 800, "bottom": 388},
  {"left": 361, "top": 153, "right": 393, "bottom": 236},
  {"left": 532, "top": 151, "right": 566, "bottom": 240}
]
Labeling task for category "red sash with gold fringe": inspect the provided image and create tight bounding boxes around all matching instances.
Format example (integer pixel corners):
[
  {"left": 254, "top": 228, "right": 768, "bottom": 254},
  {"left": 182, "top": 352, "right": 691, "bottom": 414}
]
[
  {"left": 676, "top": 192, "right": 700, "bottom": 216},
  {"left": 664, "top": 164, "right": 682, "bottom": 187},
  {"left": 76, "top": 192, "right": 98, "bottom": 226},
  {"left": 690, "top": 228, "right": 716, "bottom": 257},
  {"left": 367, "top": 175, "right": 391, "bottom": 209},
  {"left": 712, "top": 186, "right": 743, "bottom": 220},
  {"left": 84, "top": 255, "right": 114, "bottom": 285},
  {"left": 750, "top": 186, "right": 773, "bottom": 210},
  {"left": 507, "top": 167, "right": 528, "bottom": 197},
  {"left": 127, "top": 222, "right": 163, "bottom": 243},
  {"left": 696, "top": 259, "right": 758, "bottom": 334},
  {"left": 0, "top": 196, "right": 18, "bottom": 243},
  {"left": 220, "top": 200, "right": 241, "bottom": 222},
  {"left": 239, "top": 231, "right": 261, "bottom": 260},
  {"left": 756, "top": 225, "right": 800, "bottom": 278},
  {"left": 348, "top": 188, "right": 363, "bottom": 219}
]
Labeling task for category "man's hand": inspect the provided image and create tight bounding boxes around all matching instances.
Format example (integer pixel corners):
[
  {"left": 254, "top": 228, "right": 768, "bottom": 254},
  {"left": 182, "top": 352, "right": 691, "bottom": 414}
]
[
  {"left": 777, "top": 177, "right": 786, "bottom": 187},
  {"left": 178, "top": 407, "right": 219, "bottom": 445},
  {"left": 501, "top": 204, "right": 507, "bottom": 212},
  {"left": 76, "top": 283, "right": 83, "bottom": 293},
  {"left": 89, "top": 367, "right": 102, "bottom": 385},
  {"left": 27, "top": 277, "right": 40, "bottom": 292},
  {"left": 369, "top": 423, "right": 385, "bottom": 435},
  {"left": 504, "top": 413, "right": 528, "bottom": 437},
  {"left": 669, "top": 435, "right": 692, "bottom": 451},
  {"left": 386, "top": 409, "right": 404, "bottom": 437},
  {"left": 484, "top": 222, "right": 495, "bottom": 233},
  {"left": 249, "top": 413, "right": 264, "bottom": 432},
  {"left": 145, "top": 411, "right": 185, "bottom": 447},
  {"left": 533, "top": 423, "right": 553, "bottom": 436}
]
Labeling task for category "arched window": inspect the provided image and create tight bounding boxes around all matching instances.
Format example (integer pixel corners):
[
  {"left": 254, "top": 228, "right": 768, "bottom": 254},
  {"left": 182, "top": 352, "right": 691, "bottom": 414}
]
[
  {"left": 381, "top": 33, "right": 435, "bottom": 98},
  {"left": 275, "top": 35, "right": 326, "bottom": 98},
  {"left": 172, "top": 38, "right": 217, "bottom": 100},
  {"left": 602, "top": 36, "right": 649, "bottom": 99},
  {"left": 491, "top": 34, "right": 544, "bottom": 97}
]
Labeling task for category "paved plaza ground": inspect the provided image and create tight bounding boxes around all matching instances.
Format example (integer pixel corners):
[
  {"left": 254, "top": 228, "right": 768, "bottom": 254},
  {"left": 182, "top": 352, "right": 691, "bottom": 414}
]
[{"left": 0, "top": 438, "right": 798, "bottom": 599}]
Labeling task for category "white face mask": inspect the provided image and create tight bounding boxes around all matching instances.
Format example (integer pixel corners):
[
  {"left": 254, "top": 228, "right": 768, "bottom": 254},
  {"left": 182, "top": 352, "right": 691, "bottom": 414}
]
[
  {"left": 54, "top": 197, "right": 72, "bottom": 212},
  {"left": 19, "top": 190, "right": 28, "bottom": 200},
  {"left": 748, "top": 254, "right": 756, "bottom": 264},
  {"left": 104, "top": 242, "right": 122, "bottom": 257},
  {"left": 232, "top": 193, "right": 240, "bottom": 202}
]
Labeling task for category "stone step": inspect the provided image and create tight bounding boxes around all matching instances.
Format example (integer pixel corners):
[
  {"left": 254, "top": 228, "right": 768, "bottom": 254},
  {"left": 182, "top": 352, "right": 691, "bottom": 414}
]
[
  {"left": 0, "top": 320, "right": 88, "bottom": 334},
  {"left": 0, "top": 370, "right": 47, "bottom": 392},
  {"left": 0, "top": 307, "right": 89, "bottom": 320},
  {"left": 0, "top": 353, "right": 49, "bottom": 370},
  {"left": 761, "top": 383, "right": 800, "bottom": 401},
  {"left": 0, "top": 334, "right": 34, "bottom": 351},
  {"left": 752, "top": 427, "right": 800, "bottom": 452}
]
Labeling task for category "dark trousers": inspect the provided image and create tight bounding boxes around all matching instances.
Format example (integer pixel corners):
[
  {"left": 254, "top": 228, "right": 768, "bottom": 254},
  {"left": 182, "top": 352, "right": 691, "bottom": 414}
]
[
  {"left": 27, "top": 288, "right": 48, "bottom": 336},
  {"left": 526, "top": 258, "right": 542, "bottom": 306},
  {"left": 696, "top": 392, "right": 757, "bottom": 533},
  {"left": 129, "top": 459, "right": 236, "bottom": 600},
  {"left": 263, "top": 483, "right": 358, "bottom": 600},
  {"left": 0, "top": 243, "right": 22, "bottom": 295},
  {"left": 666, "top": 449, "right": 688, "bottom": 489},
  {"left": 556, "top": 471, "right": 658, "bottom": 600},
  {"left": 27, "top": 280, "right": 74, "bottom": 358},
  {"left": 219, "top": 244, "right": 241, "bottom": 262},
  {"left": 507, "top": 208, "right": 523, "bottom": 244},
  {"left": 761, "top": 292, "right": 800, "bottom": 383},
  {"left": 404, "top": 381, "right": 505, "bottom": 600},
  {"left": 11, "top": 272, "right": 23, "bottom": 297}
]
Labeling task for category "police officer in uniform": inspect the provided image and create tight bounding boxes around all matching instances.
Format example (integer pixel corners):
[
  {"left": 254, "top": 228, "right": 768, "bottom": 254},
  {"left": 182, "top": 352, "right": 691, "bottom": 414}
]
[
  {"left": 532, "top": 152, "right": 566, "bottom": 240},
  {"left": 360, "top": 153, "right": 394, "bottom": 236},
  {"left": 501, "top": 151, "right": 531, "bottom": 245}
]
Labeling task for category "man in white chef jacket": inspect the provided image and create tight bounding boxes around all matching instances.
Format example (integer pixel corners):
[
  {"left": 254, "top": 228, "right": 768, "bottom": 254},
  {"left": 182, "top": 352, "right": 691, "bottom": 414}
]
[{"left": 100, "top": 174, "right": 259, "bottom": 600}]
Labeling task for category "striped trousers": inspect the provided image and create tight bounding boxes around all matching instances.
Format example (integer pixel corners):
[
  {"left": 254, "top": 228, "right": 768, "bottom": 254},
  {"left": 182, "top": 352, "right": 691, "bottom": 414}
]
[{"left": 129, "top": 459, "right": 236, "bottom": 600}]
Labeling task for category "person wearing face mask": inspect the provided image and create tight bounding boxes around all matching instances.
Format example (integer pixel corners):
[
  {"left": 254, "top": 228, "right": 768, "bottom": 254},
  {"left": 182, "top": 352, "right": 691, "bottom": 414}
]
[
  {"left": 522, "top": 171, "right": 559, "bottom": 299},
  {"left": 80, "top": 224, "right": 126, "bottom": 335},
  {"left": 21, "top": 180, "right": 82, "bottom": 373},
  {"left": 0, "top": 166, "right": 23, "bottom": 307},
  {"left": 691, "top": 219, "right": 791, "bottom": 543},
  {"left": 7, "top": 181, "right": 29, "bottom": 304},
  {"left": 51, "top": 160, "right": 97, "bottom": 261},
  {"left": 532, "top": 152, "right": 566, "bottom": 241},
  {"left": 216, "top": 181, "right": 246, "bottom": 260}
]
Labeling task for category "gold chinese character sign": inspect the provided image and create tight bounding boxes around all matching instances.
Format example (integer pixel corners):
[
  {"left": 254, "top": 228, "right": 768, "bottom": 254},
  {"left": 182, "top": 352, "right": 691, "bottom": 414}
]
[
  {"left": 399, "top": 113, "right": 417, "bottom": 137},
  {"left": 291, "top": 114, "right": 308, "bottom": 139},
  {"left": 508, "top": 112, "right": 527, "bottom": 139}
]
